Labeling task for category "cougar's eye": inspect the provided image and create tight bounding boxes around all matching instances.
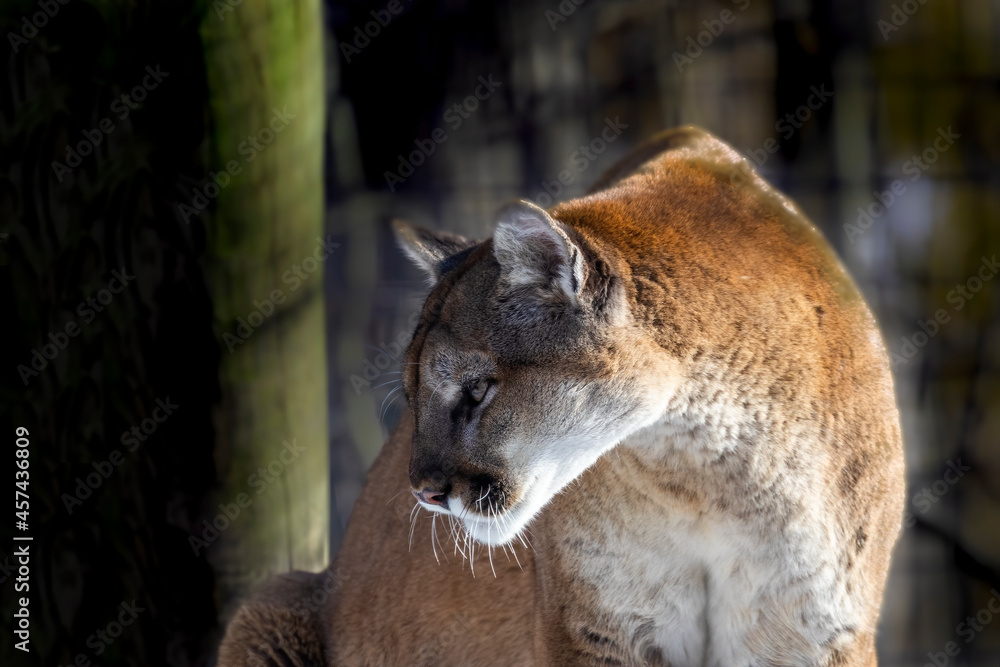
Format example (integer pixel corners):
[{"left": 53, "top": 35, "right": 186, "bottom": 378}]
[{"left": 468, "top": 378, "right": 491, "bottom": 404}]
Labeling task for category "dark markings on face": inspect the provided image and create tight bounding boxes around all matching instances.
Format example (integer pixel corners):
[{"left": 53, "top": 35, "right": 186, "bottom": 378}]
[{"left": 402, "top": 243, "right": 491, "bottom": 418}]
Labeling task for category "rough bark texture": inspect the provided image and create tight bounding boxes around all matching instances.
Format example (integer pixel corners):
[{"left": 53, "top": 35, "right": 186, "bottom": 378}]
[{"left": 200, "top": 0, "right": 330, "bottom": 625}]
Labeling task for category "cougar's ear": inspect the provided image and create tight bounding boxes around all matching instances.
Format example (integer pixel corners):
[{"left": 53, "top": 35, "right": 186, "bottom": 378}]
[
  {"left": 493, "top": 200, "right": 586, "bottom": 304},
  {"left": 391, "top": 219, "right": 480, "bottom": 284}
]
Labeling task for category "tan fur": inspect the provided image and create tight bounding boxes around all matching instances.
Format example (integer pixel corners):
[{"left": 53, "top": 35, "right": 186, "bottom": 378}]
[
  {"left": 217, "top": 571, "right": 330, "bottom": 666},
  {"left": 218, "top": 127, "right": 904, "bottom": 666}
]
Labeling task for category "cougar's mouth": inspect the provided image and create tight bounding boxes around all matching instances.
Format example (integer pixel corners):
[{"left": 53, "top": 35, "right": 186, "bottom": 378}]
[
  {"left": 458, "top": 473, "right": 539, "bottom": 547},
  {"left": 410, "top": 473, "right": 542, "bottom": 549}
]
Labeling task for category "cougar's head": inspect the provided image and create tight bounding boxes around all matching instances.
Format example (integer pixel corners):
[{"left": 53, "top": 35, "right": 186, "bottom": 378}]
[{"left": 394, "top": 200, "right": 676, "bottom": 547}]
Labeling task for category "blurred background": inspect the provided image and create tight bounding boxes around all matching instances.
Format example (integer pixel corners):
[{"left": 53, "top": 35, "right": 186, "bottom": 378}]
[{"left": 2, "top": 0, "right": 998, "bottom": 665}]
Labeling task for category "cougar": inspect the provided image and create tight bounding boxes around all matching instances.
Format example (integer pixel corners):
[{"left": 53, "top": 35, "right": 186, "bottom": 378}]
[{"left": 218, "top": 126, "right": 904, "bottom": 666}]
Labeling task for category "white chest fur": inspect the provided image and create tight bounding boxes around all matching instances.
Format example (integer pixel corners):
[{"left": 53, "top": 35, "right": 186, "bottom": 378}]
[{"left": 556, "top": 454, "right": 862, "bottom": 666}]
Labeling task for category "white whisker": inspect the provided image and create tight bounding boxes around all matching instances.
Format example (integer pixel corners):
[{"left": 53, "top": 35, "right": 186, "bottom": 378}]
[
  {"left": 448, "top": 515, "right": 467, "bottom": 559},
  {"left": 468, "top": 527, "right": 476, "bottom": 577},
  {"left": 408, "top": 503, "right": 421, "bottom": 551},
  {"left": 487, "top": 503, "right": 497, "bottom": 578},
  {"left": 370, "top": 377, "right": 402, "bottom": 391},
  {"left": 378, "top": 385, "right": 402, "bottom": 421},
  {"left": 509, "top": 540, "right": 524, "bottom": 571},
  {"left": 430, "top": 514, "right": 441, "bottom": 565}
]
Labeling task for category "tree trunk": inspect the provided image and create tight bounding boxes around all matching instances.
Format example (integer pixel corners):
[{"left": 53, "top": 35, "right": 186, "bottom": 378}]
[{"left": 199, "top": 0, "right": 329, "bottom": 624}]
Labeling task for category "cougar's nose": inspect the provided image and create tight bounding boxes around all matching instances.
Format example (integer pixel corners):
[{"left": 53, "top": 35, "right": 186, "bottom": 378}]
[{"left": 412, "top": 486, "right": 450, "bottom": 507}]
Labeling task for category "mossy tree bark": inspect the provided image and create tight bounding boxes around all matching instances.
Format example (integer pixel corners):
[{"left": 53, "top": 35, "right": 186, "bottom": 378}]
[{"left": 199, "top": 0, "right": 329, "bottom": 623}]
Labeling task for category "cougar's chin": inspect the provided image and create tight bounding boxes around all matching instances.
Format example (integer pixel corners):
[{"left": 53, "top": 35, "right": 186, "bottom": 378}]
[{"left": 459, "top": 473, "right": 548, "bottom": 547}]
